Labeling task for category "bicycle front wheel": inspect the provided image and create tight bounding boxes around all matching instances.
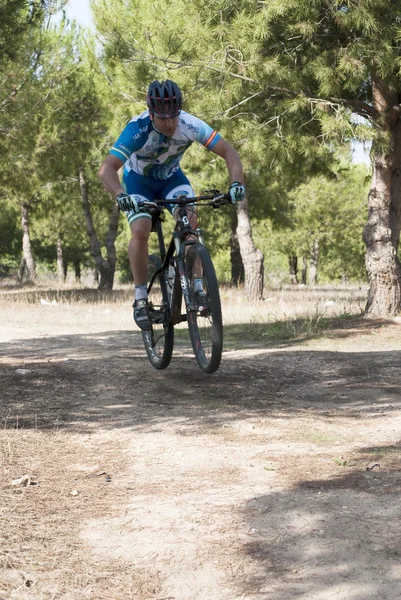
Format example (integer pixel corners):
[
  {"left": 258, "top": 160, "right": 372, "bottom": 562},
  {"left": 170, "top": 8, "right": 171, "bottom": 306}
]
[
  {"left": 186, "top": 243, "right": 223, "bottom": 374},
  {"left": 142, "top": 254, "right": 174, "bottom": 370}
]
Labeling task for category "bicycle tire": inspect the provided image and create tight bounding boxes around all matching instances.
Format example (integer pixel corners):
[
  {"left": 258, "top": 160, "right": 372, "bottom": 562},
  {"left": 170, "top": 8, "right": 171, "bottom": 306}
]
[
  {"left": 185, "top": 243, "right": 223, "bottom": 373},
  {"left": 142, "top": 254, "right": 174, "bottom": 369}
]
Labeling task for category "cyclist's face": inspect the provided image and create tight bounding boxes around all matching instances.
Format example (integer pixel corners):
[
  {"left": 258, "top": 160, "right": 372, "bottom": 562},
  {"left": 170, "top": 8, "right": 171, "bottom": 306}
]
[{"left": 150, "top": 113, "right": 179, "bottom": 137}]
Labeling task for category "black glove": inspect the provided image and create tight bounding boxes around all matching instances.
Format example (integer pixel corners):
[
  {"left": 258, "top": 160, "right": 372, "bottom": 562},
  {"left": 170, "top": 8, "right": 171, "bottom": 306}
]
[
  {"left": 116, "top": 193, "right": 140, "bottom": 212},
  {"left": 229, "top": 182, "right": 246, "bottom": 204}
]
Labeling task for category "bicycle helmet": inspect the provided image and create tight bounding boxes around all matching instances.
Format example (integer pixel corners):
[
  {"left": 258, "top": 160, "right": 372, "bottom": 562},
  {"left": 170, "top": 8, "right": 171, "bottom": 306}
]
[{"left": 147, "top": 79, "right": 182, "bottom": 118}]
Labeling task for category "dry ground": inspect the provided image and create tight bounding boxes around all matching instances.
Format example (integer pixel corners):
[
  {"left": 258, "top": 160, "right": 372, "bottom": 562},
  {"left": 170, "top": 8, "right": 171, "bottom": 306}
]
[{"left": 1, "top": 285, "right": 401, "bottom": 599}]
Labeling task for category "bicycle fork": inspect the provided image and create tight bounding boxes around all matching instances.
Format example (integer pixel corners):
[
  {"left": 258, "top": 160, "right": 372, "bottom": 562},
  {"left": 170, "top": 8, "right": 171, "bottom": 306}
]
[{"left": 170, "top": 235, "right": 203, "bottom": 323}]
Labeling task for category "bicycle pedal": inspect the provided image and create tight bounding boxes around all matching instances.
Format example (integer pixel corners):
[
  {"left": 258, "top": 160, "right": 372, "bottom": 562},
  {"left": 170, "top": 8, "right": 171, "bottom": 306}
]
[{"left": 150, "top": 309, "right": 164, "bottom": 324}]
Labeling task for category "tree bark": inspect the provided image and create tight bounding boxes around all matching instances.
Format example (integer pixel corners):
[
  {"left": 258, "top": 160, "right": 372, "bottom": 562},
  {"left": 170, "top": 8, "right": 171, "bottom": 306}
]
[
  {"left": 230, "top": 211, "right": 244, "bottom": 285},
  {"left": 363, "top": 77, "right": 401, "bottom": 317},
  {"left": 363, "top": 149, "right": 401, "bottom": 315},
  {"left": 236, "top": 196, "right": 264, "bottom": 299},
  {"left": 17, "top": 258, "right": 26, "bottom": 282},
  {"left": 74, "top": 260, "right": 81, "bottom": 283},
  {"left": 288, "top": 254, "right": 298, "bottom": 284},
  {"left": 301, "top": 255, "right": 308, "bottom": 285},
  {"left": 20, "top": 202, "right": 36, "bottom": 281},
  {"left": 79, "top": 165, "right": 119, "bottom": 290},
  {"left": 309, "top": 240, "right": 319, "bottom": 286},
  {"left": 56, "top": 233, "right": 65, "bottom": 283}
]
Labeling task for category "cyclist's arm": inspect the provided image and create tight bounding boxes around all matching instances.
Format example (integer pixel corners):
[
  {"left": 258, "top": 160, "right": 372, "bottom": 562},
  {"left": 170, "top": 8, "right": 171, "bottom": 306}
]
[
  {"left": 209, "top": 137, "right": 245, "bottom": 184},
  {"left": 98, "top": 154, "right": 125, "bottom": 198}
]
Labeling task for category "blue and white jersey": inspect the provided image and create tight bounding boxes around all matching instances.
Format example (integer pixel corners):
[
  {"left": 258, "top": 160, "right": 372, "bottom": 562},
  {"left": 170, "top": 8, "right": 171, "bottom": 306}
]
[{"left": 109, "top": 110, "right": 221, "bottom": 180}]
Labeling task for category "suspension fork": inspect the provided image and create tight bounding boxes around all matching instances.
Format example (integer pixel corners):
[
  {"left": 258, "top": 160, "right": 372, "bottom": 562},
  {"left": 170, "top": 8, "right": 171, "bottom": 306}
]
[
  {"left": 170, "top": 207, "right": 203, "bottom": 317},
  {"left": 173, "top": 233, "right": 190, "bottom": 309}
]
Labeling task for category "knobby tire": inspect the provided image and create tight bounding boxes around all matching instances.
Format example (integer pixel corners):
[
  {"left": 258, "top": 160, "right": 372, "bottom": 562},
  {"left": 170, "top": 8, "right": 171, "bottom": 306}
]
[
  {"left": 186, "top": 243, "right": 223, "bottom": 373},
  {"left": 142, "top": 254, "right": 174, "bottom": 369}
]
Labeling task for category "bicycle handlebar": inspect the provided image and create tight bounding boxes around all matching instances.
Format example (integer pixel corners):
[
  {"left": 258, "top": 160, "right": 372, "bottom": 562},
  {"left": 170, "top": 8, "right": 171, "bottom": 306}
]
[
  {"left": 141, "top": 192, "right": 231, "bottom": 210},
  {"left": 117, "top": 192, "right": 232, "bottom": 213}
]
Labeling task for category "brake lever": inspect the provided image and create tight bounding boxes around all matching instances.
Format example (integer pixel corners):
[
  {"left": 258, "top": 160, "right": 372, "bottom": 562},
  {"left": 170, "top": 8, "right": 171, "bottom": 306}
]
[
  {"left": 141, "top": 201, "right": 159, "bottom": 210},
  {"left": 211, "top": 195, "right": 229, "bottom": 208}
]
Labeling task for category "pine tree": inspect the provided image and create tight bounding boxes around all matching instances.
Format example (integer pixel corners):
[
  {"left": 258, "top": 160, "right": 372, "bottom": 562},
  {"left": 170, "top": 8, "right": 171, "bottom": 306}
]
[
  {"left": 91, "top": 0, "right": 270, "bottom": 298},
  {"left": 91, "top": 0, "right": 401, "bottom": 314}
]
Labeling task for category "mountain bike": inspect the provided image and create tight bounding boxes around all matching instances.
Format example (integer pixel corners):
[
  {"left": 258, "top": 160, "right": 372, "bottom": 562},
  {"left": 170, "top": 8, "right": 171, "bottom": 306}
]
[{"left": 138, "top": 192, "right": 231, "bottom": 374}]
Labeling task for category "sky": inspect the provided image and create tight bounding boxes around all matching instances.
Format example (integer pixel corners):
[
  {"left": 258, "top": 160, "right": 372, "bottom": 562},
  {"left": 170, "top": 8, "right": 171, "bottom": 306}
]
[
  {"left": 352, "top": 141, "right": 371, "bottom": 167},
  {"left": 65, "top": 0, "right": 93, "bottom": 29},
  {"left": 62, "top": 0, "right": 370, "bottom": 166}
]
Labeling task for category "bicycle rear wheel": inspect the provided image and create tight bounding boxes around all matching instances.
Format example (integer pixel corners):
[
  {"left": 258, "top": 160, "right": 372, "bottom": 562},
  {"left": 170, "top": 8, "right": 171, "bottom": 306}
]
[
  {"left": 186, "top": 243, "right": 223, "bottom": 373},
  {"left": 142, "top": 254, "right": 174, "bottom": 369}
]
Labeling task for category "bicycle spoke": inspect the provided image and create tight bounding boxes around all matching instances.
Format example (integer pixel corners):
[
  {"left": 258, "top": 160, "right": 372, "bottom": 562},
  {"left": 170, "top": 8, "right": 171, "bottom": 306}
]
[
  {"left": 186, "top": 243, "right": 223, "bottom": 373},
  {"left": 141, "top": 255, "right": 174, "bottom": 369}
]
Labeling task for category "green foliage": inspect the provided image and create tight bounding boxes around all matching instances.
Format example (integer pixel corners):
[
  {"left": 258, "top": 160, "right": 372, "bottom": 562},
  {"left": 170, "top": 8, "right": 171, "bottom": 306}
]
[
  {"left": 2, "top": 0, "right": 392, "bottom": 284},
  {"left": 0, "top": 198, "right": 22, "bottom": 269},
  {"left": 0, "top": 4, "right": 118, "bottom": 274},
  {"left": 0, "top": 0, "right": 45, "bottom": 62},
  {"left": 269, "top": 164, "right": 370, "bottom": 282}
]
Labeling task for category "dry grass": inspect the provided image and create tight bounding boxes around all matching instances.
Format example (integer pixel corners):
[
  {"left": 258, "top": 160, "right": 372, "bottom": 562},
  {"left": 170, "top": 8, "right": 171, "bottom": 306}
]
[
  {"left": 0, "top": 282, "right": 368, "bottom": 343},
  {"left": 0, "top": 425, "right": 162, "bottom": 599},
  {"left": 221, "top": 284, "right": 367, "bottom": 323},
  {"left": 0, "top": 283, "right": 167, "bottom": 598}
]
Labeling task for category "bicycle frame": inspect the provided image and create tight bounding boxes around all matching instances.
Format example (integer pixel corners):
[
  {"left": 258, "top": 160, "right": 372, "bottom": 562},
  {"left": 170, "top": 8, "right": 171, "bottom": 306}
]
[
  {"left": 141, "top": 192, "right": 230, "bottom": 373},
  {"left": 148, "top": 205, "right": 204, "bottom": 325}
]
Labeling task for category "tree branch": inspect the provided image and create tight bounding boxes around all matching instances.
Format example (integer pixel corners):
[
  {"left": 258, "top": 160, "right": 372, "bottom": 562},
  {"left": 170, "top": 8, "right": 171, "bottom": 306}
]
[
  {"left": 330, "top": 97, "right": 379, "bottom": 120},
  {"left": 122, "top": 48, "right": 378, "bottom": 121}
]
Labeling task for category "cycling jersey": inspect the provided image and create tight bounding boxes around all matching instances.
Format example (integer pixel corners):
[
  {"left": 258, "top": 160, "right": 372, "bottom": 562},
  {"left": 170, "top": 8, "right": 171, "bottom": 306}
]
[{"left": 110, "top": 110, "right": 221, "bottom": 180}]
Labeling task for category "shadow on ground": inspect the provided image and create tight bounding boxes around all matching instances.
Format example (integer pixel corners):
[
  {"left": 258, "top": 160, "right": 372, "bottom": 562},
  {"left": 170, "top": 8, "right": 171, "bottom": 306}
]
[
  {"left": 2, "top": 313, "right": 401, "bottom": 600},
  {"left": 240, "top": 446, "right": 401, "bottom": 599},
  {"left": 1, "top": 318, "right": 400, "bottom": 433}
]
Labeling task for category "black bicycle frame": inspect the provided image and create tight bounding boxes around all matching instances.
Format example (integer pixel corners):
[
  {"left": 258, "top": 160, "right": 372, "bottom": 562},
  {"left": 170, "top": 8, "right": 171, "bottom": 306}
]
[{"left": 147, "top": 205, "right": 202, "bottom": 322}]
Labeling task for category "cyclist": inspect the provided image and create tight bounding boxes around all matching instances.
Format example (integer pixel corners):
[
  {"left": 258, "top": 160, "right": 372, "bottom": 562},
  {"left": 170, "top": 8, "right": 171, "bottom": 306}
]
[{"left": 98, "top": 79, "right": 245, "bottom": 330}]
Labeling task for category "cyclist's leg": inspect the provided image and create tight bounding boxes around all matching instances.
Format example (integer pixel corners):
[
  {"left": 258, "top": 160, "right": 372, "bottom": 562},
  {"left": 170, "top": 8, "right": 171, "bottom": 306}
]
[
  {"left": 123, "top": 171, "right": 155, "bottom": 289},
  {"left": 162, "top": 169, "right": 198, "bottom": 230},
  {"left": 128, "top": 215, "right": 152, "bottom": 294},
  {"left": 124, "top": 171, "right": 161, "bottom": 329}
]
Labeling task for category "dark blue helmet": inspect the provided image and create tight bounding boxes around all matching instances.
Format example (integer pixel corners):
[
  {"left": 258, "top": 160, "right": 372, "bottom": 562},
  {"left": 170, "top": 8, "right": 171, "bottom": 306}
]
[{"left": 147, "top": 79, "right": 182, "bottom": 118}]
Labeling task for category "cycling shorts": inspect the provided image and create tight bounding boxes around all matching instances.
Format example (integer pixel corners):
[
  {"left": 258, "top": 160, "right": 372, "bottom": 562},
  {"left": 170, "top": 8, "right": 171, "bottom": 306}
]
[{"left": 122, "top": 169, "right": 194, "bottom": 226}]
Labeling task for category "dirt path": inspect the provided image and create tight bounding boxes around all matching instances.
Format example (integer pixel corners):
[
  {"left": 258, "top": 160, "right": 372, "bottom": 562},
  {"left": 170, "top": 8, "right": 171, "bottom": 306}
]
[{"left": 1, "top": 307, "right": 401, "bottom": 599}]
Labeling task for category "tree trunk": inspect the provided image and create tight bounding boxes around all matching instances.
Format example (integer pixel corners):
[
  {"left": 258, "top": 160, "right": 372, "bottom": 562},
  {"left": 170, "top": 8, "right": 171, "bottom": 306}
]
[
  {"left": 236, "top": 196, "right": 264, "bottom": 300},
  {"left": 363, "top": 77, "right": 401, "bottom": 317},
  {"left": 288, "top": 254, "right": 298, "bottom": 284},
  {"left": 74, "top": 260, "right": 81, "bottom": 283},
  {"left": 56, "top": 233, "right": 65, "bottom": 283},
  {"left": 230, "top": 211, "right": 244, "bottom": 285},
  {"left": 309, "top": 240, "right": 319, "bottom": 286},
  {"left": 79, "top": 165, "right": 119, "bottom": 290},
  {"left": 363, "top": 148, "right": 401, "bottom": 315},
  {"left": 17, "top": 258, "right": 26, "bottom": 282},
  {"left": 20, "top": 202, "right": 36, "bottom": 281},
  {"left": 301, "top": 255, "right": 307, "bottom": 285}
]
